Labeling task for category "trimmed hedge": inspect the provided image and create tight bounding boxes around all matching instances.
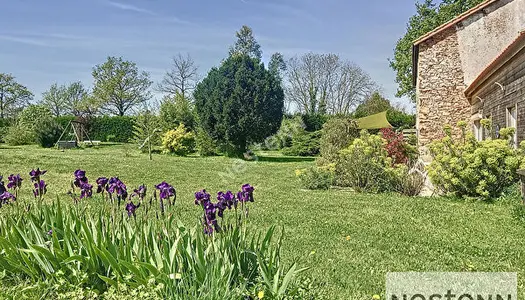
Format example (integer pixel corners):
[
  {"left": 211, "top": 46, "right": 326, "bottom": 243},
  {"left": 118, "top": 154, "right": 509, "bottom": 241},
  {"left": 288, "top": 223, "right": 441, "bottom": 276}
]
[
  {"left": 54, "top": 116, "right": 135, "bottom": 143},
  {"left": 89, "top": 116, "right": 135, "bottom": 142}
]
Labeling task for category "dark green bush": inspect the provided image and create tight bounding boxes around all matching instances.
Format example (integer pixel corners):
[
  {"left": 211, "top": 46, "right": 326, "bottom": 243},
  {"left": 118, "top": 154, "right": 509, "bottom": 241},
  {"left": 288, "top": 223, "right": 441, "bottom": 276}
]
[
  {"left": 387, "top": 110, "right": 416, "bottom": 130},
  {"left": 196, "top": 127, "right": 217, "bottom": 156},
  {"left": 282, "top": 131, "right": 321, "bottom": 157},
  {"left": 89, "top": 116, "right": 135, "bottom": 143},
  {"left": 301, "top": 114, "right": 327, "bottom": 132},
  {"left": 36, "top": 119, "right": 63, "bottom": 148},
  {"left": 55, "top": 116, "right": 76, "bottom": 129}
]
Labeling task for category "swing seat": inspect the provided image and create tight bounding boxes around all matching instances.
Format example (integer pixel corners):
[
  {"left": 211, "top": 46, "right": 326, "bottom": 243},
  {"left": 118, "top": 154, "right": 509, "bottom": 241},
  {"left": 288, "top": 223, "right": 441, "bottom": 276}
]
[{"left": 57, "top": 140, "right": 78, "bottom": 149}]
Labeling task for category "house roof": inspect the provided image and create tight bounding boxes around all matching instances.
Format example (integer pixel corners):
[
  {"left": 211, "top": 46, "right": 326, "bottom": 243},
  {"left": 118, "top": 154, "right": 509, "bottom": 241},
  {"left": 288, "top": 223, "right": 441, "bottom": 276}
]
[
  {"left": 413, "top": 0, "right": 499, "bottom": 45},
  {"left": 464, "top": 31, "right": 525, "bottom": 98}
]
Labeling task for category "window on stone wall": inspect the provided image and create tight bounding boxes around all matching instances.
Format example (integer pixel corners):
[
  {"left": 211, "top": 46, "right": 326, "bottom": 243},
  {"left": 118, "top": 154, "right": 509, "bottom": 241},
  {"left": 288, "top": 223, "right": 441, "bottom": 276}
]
[
  {"left": 506, "top": 106, "right": 517, "bottom": 148},
  {"left": 473, "top": 120, "right": 483, "bottom": 141}
]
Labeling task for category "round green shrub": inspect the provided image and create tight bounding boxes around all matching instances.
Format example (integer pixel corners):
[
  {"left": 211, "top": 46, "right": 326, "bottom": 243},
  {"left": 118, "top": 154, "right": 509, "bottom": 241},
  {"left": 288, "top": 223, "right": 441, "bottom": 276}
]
[{"left": 161, "top": 124, "right": 196, "bottom": 156}]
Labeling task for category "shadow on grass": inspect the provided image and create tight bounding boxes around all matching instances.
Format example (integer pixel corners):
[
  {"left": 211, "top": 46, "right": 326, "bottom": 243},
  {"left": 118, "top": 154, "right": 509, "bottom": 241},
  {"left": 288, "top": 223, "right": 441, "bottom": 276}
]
[{"left": 255, "top": 155, "right": 316, "bottom": 163}]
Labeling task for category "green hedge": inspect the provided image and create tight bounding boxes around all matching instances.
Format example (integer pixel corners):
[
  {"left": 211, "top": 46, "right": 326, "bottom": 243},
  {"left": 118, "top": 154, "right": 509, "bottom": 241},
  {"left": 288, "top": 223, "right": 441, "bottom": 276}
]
[
  {"left": 54, "top": 116, "right": 135, "bottom": 143},
  {"left": 89, "top": 116, "right": 135, "bottom": 142}
]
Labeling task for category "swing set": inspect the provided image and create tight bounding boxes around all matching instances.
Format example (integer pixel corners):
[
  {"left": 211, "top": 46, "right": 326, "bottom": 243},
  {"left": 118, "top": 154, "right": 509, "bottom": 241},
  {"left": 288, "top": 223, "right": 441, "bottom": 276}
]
[{"left": 55, "top": 120, "right": 96, "bottom": 149}]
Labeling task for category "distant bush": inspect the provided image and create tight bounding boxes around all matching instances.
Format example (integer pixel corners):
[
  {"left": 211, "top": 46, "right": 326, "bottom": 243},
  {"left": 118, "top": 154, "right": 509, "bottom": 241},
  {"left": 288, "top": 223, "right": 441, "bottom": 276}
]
[
  {"left": 427, "top": 122, "right": 522, "bottom": 200},
  {"left": 6, "top": 105, "right": 54, "bottom": 146},
  {"left": 195, "top": 127, "right": 217, "bottom": 157},
  {"left": 387, "top": 110, "right": 415, "bottom": 130},
  {"left": 36, "top": 119, "right": 63, "bottom": 148},
  {"left": 335, "top": 130, "right": 400, "bottom": 192},
  {"left": 89, "top": 116, "right": 135, "bottom": 143},
  {"left": 263, "top": 116, "right": 305, "bottom": 150},
  {"left": 4, "top": 126, "right": 35, "bottom": 146},
  {"left": 296, "top": 165, "right": 334, "bottom": 190},
  {"left": 301, "top": 113, "right": 327, "bottom": 132},
  {"left": 0, "top": 118, "right": 13, "bottom": 143},
  {"left": 282, "top": 130, "right": 321, "bottom": 157},
  {"left": 159, "top": 93, "right": 196, "bottom": 131},
  {"left": 162, "top": 124, "right": 196, "bottom": 156},
  {"left": 318, "top": 116, "right": 359, "bottom": 165}
]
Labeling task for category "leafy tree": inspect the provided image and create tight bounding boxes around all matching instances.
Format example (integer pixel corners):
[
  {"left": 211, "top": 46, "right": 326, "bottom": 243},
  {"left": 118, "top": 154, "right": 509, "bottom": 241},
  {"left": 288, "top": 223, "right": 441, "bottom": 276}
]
[
  {"left": 390, "top": 0, "right": 484, "bottom": 100},
  {"left": 194, "top": 54, "right": 284, "bottom": 155},
  {"left": 229, "top": 25, "right": 262, "bottom": 60},
  {"left": 159, "top": 92, "right": 196, "bottom": 131},
  {"left": 157, "top": 53, "right": 198, "bottom": 98},
  {"left": 133, "top": 108, "right": 161, "bottom": 160},
  {"left": 353, "top": 92, "right": 391, "bottom": 118},
  {"left": 65, "top": 81, "right": 89, "bottom": 116},
  {"left": 0, "top": 73, "right": 33, "bottom": 119},
  {"left": 41, "top": 83, "right": 67, "bottom": 117},
  {"left": 92, "top": 56, "right": 152, "bottom": 116},
  {"left": 42, "top": 82, "right": 90, "bottom": 117}
]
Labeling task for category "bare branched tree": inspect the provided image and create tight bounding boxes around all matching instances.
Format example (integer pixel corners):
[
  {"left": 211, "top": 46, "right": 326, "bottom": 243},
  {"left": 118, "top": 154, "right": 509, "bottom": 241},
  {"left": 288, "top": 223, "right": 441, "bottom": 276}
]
[
  {"left": 157, "top": 53, "right": 198, "bottom": 98},
  {"left": 285, "top": 53, "right": 376, "bottom": 115}
]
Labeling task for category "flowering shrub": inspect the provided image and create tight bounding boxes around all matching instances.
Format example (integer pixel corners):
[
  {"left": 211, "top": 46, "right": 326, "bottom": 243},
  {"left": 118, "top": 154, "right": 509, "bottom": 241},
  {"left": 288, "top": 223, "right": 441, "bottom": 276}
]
[
  {"left": 335, "top": 130, "right": 400, "bottom": 193},
  {"left": 161, "top": 123, "right": 196, "bottom": 156},
  {"left": 380, "top": 128, "right": 416, "bottom": 165},
  {"left": 427, "top": 123, "right": 522, "bottom": 199}
]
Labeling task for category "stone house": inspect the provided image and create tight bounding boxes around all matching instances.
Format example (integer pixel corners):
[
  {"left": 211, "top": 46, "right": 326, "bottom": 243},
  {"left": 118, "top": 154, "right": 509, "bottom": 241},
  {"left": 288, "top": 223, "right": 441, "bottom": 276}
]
[{"left": 413, "top": 0, "right": 525, "bottom": 159}]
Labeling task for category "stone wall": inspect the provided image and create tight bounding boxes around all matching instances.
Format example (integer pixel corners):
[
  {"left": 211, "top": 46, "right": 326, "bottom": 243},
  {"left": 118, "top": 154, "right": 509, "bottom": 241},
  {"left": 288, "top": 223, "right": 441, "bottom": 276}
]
[{"left": 416, "top": 27, "right": 472, "bottom": 160}]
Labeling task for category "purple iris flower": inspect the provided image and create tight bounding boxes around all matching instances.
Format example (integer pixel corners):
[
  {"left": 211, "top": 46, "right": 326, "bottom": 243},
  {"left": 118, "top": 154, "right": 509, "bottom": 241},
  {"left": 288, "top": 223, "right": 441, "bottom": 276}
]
[
  {"left": 155, "top": 182, "right": 176, "bottom": 201},
  {"left": 108, "top": 177, "right": 128, "bottom": 201},
  {"left": 7, "top": 174, "right": 22, "bottom": 189},
  {"left": 33, "top": 180, "right": 47, "bottom": 198},
  {"left": 73, "top": 169, "right": 88, "bottom": 188},
  {"left": 125, "top": 201, "right": 140, "bottom": 218},
  {"left": 238, "top": 184, "right": 255, "bottom": 202},
  {"left": 216, "top": 191, "right": 237, "bottom": 217},
  {"left": 29, "top": 168, "right": 47, "bottom": 181},
  {"left": 96, "top": 177, "right": 109, "bottom": 193},
  {"left": 80, "top": 183, "right": 93, "bottom": 199},
  {"left": 195, "top": 189, "right": 211, "bottom": 206},
  {"left": 132, "top": 184, "right": 147, "bottom": 201},
  {"left": 0, "top": 191, "right": 16, "bottom": 205},
  {"left": 202, "top": 202, "right": 220, "bottom": 234}
]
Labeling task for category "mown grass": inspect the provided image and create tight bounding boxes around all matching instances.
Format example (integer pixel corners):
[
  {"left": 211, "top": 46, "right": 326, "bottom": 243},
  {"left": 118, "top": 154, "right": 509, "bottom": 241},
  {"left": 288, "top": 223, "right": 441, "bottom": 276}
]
[{"left": 1, "top": 144, "right": 525, "bottom": 299}]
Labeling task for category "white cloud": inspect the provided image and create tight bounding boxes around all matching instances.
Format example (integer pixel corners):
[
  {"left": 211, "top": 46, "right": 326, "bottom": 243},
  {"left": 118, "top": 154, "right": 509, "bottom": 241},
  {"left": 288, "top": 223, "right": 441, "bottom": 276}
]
[{"left": 107, "top": 1, "right": 156, "bottom": 15}]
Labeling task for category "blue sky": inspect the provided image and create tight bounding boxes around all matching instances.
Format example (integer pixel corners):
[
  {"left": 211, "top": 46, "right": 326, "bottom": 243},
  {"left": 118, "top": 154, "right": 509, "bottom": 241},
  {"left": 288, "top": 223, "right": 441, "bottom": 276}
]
[{"left": 0, "top": 0, "right": 417, "bottom": 110}]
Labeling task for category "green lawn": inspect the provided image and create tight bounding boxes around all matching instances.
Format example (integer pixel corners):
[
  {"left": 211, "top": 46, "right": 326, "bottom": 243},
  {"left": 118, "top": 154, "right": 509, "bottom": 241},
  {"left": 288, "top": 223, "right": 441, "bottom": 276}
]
[{"left": 1, "top": 144, "right": 525, "bottom": 299}]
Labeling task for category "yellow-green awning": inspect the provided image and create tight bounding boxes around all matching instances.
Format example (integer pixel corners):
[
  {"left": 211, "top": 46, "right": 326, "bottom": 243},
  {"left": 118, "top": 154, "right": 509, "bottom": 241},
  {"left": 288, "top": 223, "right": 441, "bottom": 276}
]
[{"left": 355, "top": 111, "right": 392, "bottom": 129}]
